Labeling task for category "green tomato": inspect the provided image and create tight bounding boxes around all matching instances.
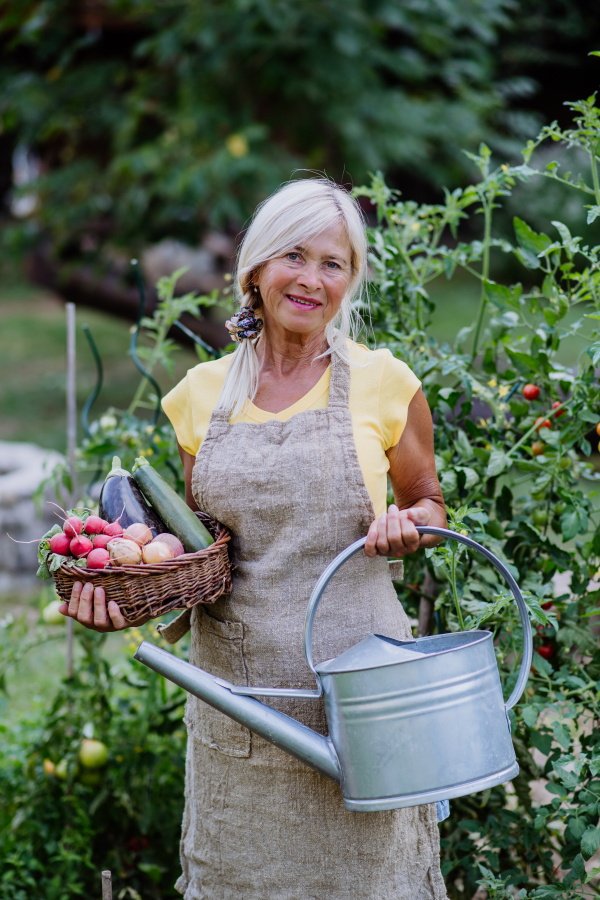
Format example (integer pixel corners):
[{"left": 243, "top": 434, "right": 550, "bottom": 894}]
[
  {"left": 559, "top": 457, "right": 571, "bottom": 469},
  {"left": 42, "top": 600, "right": 65, "bottom": 626},
  {"left": 531, "top": 491, "right": 545, "bottom": 501},
  {"left": 55, "top": 759, "right": 69, "bottom": 781},
  {"left": 533, "top": 509, "right": 548, "bottom": 527},
  {"left": 78, "top": 739, "right": 108, "bottom": 769},
  {"left": 554, "top": 501, "right": 566, "bottom": 516}
]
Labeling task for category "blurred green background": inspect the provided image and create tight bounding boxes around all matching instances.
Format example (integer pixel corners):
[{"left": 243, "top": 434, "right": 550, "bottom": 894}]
[{"left": 1, "top": 0, "right": 600, "bottom": 715}]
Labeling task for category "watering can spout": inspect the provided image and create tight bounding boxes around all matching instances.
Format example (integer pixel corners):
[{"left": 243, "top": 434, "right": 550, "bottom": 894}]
[{"left": 134, "top": 641, "right": 341, "bottom": 784}]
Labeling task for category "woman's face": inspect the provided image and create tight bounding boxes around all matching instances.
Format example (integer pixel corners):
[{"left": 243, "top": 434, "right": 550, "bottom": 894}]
[{"left": 255, "top": 222, "right": 353, "bottom": 338}]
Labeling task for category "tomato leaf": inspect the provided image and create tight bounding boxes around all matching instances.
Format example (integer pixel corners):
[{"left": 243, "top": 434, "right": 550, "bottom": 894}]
[{"left": 581, "top": 826, "right": 600, "bottom": 859}]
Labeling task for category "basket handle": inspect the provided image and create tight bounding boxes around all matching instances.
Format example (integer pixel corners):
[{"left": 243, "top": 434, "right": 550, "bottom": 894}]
[{"left": 302, "top": 526, "right": 533, "bottom": 712}]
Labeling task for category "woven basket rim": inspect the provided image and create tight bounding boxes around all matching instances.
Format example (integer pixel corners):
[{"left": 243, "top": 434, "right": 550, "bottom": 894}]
[{"left": 56, "top": 521, "right": 230, "bottom": 580}]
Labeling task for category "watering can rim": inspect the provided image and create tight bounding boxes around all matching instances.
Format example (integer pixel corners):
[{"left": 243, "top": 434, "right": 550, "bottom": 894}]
[
  {"left": 304, "top": 526, "right": 533, "bottom": 712},
  {"left": 315, "top": 629, "right": 493, "bottom": 675}
]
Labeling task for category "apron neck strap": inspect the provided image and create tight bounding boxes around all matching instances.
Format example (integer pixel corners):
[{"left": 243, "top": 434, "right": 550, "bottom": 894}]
[{"left": 328, "top": 351, "right": 351, "bottom": 409}]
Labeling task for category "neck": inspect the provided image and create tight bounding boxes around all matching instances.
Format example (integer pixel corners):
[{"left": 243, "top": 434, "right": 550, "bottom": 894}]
[{"left": 255, "top": 321, "right": 328, "bottom": 378}]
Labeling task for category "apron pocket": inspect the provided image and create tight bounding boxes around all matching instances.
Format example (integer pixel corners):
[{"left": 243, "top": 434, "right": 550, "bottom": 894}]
[{"left": 185, "top": 608, "right": 251, "bottom": 758}]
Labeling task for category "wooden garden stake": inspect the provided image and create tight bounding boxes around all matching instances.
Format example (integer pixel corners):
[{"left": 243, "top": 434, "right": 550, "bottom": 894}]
[
  {"left": 66, "top": 302, "right": 77, "bottom": 677},
  {"left": 101, "top": 870, "right": 113, "bottom": 899}
]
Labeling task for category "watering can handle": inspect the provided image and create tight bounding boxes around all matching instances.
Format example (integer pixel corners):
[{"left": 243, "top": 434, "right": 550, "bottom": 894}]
[{"left": 303, "top": 525, "right": 533, "bottom": 712}]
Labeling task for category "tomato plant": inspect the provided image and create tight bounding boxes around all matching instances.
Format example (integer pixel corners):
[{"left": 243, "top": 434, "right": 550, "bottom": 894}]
[
  {"left": 356, "top": 87, "right": 600, "bottom": 898},
  {"left": 24, "top": 69, "right": 600, "bottom": 900}
]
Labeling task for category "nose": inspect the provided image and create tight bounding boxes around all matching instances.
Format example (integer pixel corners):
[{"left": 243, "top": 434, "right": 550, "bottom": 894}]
[{"left": 296, "top": 260, "right": 321, "bottom": 293}]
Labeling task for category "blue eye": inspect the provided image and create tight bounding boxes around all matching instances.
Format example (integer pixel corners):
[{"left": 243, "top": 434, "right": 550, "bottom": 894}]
[
  {"left": 287, "top": 252, "right": 300, "bottom": 261},
  {"left": 326, "top": 261, "right": 339, "bottom": 269}
]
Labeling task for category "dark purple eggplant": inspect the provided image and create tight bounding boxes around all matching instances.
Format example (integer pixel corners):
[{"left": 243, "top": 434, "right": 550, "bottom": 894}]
[{"left": 99, "top": 456, "right": 166, "bottom": 536}]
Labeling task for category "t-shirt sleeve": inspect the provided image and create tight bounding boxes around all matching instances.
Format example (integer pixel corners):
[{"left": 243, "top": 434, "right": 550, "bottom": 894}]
[
  {"left": 161, "top": 373, "right": 198, "bottom": 457},
  {"left": 379, "top": 352, "right": 422, "bottom": 450}
]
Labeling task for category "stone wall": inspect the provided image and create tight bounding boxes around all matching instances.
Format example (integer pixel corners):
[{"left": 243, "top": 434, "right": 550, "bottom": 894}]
[{"left": 0, "top": 441, "right": 63, "bottom": 595}]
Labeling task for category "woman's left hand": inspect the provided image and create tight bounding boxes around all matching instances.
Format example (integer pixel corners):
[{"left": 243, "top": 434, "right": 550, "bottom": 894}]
[{"left": 365, "top": 504, "right": 431, "bottom": 558}]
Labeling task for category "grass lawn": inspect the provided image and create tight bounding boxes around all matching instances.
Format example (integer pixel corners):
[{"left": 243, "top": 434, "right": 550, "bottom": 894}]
[{"left": 0, "top": 272, "right": 199, "bottom": 452}]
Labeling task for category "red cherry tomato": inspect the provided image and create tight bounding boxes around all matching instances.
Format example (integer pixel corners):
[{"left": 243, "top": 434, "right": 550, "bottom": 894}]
[
  {"left": 523, "top": 383, "right": 540, "bottom": 401},
  {"left": 552, "top": 401, "right": 566, "bottom": 417},
  {"left": 541, "top": 600, "right": 553, "bottom": 610},
  {"left": 532, "top": 441, "right": 546, "bottom": 456},
  {"left": 534, "top": 417, "right": 552, "bottom": 432},
  {"left": 537, "top": 644, "right": 554, "bottom": 660}
]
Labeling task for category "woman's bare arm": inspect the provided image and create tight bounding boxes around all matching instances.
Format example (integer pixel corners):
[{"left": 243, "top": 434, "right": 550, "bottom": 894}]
[
  {"left": 365, "top": 388, "right": 446, "bottom": 558},
  {"left": 178, "top": 442, "right": 200, "bottom": 511}
]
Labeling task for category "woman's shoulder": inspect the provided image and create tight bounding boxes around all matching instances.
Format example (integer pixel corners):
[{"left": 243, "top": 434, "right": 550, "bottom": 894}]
[
  {"left": 162, "top": 355, "right": 232, "bottom": 455},
  {"left": 346, "top": 340, "right": 421, "bottom": 449},
  {"left": 184, "top": 353, "right": 232, "bottom": 393},
  {"left": 346, "top": 340, "right": 419, "bottom": 386}
]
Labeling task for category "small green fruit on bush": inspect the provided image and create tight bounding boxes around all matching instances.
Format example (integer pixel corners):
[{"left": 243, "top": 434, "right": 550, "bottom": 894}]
[
  {"left": 533, "top": 509, "right": 548, "bottom": 526},
  {"left": 42, "top": 600, "right": 65, "bottom": 625},
  {"left": 55, "top": 759, "right": 69, "bottom": 780},
  {"left": 78, "top": 739, "right": 108, "bottom": 769}
]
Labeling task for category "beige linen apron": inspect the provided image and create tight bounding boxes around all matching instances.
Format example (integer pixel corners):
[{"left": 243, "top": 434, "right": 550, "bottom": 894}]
[{"left": 171, "top": 352, "right": 447, "bottom": 900}]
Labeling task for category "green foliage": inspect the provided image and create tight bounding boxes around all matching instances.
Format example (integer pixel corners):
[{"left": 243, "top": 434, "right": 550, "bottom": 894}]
[
  {"left": 9, "top": 48, "right": 600, "bottom": 897},
  {"left": 0, "top": 624, "right": 187, "bottom": 899},
  {"left": 0, "top": 0, "right": 521, "bottom": 258},
  {"left": 357, "top": 90, "right": 600, "bottom": 897}
]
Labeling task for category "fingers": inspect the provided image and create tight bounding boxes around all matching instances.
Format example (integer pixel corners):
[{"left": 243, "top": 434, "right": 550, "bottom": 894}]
[
  {"left": 405, "top": 506, "right": 431, "bottom": 526},
  {"left": 365, "top": 505, "right": 428, "bottom": 558},
  {"left": 107, "top": 600, "right": 128, "bottom": 630},
  {"left": 68, "top": 580, "right": 83, "bottom": 617},
  {"left": 76, "top": 581, "right": 95, "bottom": 626}
]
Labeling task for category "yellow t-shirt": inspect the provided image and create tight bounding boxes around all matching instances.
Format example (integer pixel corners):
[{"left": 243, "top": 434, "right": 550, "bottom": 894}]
[{"left": 162, "top": 341, "right": 421, "bottom": 516}]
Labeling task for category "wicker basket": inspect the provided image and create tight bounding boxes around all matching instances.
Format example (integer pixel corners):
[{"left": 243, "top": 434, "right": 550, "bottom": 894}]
[{"left": 53, "top": 512, "right": 232, "bottom": 621}]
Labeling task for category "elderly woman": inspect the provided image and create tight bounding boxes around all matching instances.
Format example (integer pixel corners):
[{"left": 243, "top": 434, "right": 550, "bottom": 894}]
[{"left": 63, "top": 179, "right": 448, "bottom": 900}]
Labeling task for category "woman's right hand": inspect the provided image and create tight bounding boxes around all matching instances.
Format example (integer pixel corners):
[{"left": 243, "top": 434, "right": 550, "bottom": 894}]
[{"left": 59, "top": 581, "right": 151, "bottom": 633}]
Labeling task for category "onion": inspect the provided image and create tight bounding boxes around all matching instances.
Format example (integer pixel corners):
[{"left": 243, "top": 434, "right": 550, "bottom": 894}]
[
  {"left": 123, "top": 523, "right": 153, "bottom": 546},
  {"left": 153, "top": 533, "right": 185, "bottom": 557},
  {"left": 107, "top": 538, "right": 142, "bottom": 566},
  {"left": 142, "top": 541, "right": 175, "bottom": 564}
]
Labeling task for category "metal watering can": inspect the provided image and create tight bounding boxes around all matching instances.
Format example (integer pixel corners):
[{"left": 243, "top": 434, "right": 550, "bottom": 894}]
[{"left": 134, "top": 526, "right": 533, "bottom": 812}]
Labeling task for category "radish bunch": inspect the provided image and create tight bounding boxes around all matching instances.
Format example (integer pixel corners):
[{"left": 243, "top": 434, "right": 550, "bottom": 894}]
[{"left": 36, "top": 508, "right": 185, "bottom": 581}]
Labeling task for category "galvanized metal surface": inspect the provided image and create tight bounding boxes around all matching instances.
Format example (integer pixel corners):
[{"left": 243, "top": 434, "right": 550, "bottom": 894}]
[
  {"left": 134, "top": 527, "right": 533, "bottom": 812},
  {"left": 133, "top": 641, "right": 340, "bottom": 783},
  {"left": 320, "top": 630, "right": 517, "bottom": 807},
  {"left": 303, "top": 526, "right": 533, "bottom": 711}
]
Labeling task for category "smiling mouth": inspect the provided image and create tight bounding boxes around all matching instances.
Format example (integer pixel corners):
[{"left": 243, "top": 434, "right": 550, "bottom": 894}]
[{"left": 287, "top": 295, "right": 321, "bottom": 309}]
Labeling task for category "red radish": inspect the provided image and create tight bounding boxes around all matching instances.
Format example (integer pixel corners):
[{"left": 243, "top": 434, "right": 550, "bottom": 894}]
[
  {"left": 153, "top": 533, "right": 185, "bottom": 557},
  {"left": 84, "top": 515, "right": 108, "bottom": 535},
  {"left": 92, "top": 534, "right": 112, "bottom": 550},
  {"left": 103, "top": 520, "right": 124, "bottom": 537},
  {"left": 64, "top": 516, "right": 83, "bottom": 538},
  {"left": 70, "top": 535, "right": 93, "bottom": 558},
  {"left": 49, "top": 532, "right": 71, "bottom": 555},
  {"left": 123, "top": 523, "right": 153, "bottom": 546},
  {"left": 87, "top": 548, "right": 110, "bottom": 569}
]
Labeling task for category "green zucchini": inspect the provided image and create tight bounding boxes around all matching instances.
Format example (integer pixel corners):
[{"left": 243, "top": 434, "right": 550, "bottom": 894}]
[{"left": 132, "top": 457, "right": 214, "bottom": 552}]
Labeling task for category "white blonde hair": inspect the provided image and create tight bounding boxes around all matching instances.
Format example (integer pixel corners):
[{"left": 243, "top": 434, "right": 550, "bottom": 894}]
[{"left": 217, "top": 177, "right": 368, "bottom": 417}]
